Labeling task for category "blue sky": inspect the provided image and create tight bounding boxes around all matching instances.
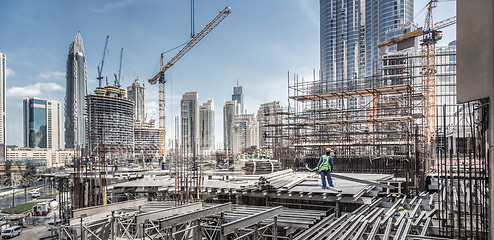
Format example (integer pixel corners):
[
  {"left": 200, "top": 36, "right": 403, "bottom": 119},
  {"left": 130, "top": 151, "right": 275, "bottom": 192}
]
[{"left": 0, "top": 0, "right": 456, "bottom": 148}]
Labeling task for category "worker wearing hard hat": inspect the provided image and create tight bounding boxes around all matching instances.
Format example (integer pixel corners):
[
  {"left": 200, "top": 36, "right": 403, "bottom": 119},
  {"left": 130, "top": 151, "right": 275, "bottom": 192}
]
[
  {"left": 396, "top": 206, "right": 409, "bottom": 218},
  {"left": 316, "top": 148, "right": 334, "bottom": 189},
  {"left": 390, "top": 194, "right": 398, "bottom": 203}
]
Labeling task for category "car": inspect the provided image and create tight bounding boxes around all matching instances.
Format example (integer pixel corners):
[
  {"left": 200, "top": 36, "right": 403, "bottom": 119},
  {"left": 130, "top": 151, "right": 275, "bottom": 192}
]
[
  {"left": 2, "top": 225, "right": 22, "bottom": 238},
  {"left": 29, "top": 190, "right": 40, "bottom": 198}
]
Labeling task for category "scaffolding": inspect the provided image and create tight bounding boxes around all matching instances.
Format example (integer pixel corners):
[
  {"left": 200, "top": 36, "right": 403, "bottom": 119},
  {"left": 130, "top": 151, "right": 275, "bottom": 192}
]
[{"left": 283, "top": 51, "right": 424, "bottom": 191}]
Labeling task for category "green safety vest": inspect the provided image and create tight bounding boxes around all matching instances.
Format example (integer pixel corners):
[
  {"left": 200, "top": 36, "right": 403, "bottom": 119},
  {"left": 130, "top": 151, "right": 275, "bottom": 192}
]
[
  {"left": 399, "top": 210, "right": 409, "bottom": 218},
  {"left": 319, "top": 155, "right": 331, "bottom": 171}
]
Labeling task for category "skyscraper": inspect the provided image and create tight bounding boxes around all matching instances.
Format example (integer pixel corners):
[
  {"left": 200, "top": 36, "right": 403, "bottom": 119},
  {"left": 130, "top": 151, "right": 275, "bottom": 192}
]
[
  {"left": 181, "top": 92, "right": 200, "bottom": 156},
  {"left": 23, "top": 98, "right": 62, "bottom": 149},
  {"left": 65, "top": 32, "right": 87, "bottom": 149},
  {"left": 0, "top": 52, "right": 6, "bottom": 161},
  {"left": 320, "top": 0, "right": 413, "bottom": 82},
  {"left": 232, "top": 85, "right": 245, "bottom": 114},
  {"left": 199, "top": 100, "right": 215, "bottom": 154},
  {"left": 127, "top": 80, "right": 146, "bottom": 123},
  {"left": 231, "top": 114, "right": 259, "bottom": 154},
  {"left": 223, "top": 100, "right": 237, "bottom": 153}
]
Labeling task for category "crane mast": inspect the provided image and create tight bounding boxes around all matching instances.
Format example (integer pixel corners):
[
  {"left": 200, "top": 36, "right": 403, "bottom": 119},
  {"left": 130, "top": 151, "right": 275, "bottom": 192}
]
[
  {"left": 117, "top": 48, "right": 123, "bottom": 88},
  {"left": 149, "top": 6, "right": 231, "bottom": 158},
  {"left": 97, "top": 35, "right": 109, "bottom": 88}
]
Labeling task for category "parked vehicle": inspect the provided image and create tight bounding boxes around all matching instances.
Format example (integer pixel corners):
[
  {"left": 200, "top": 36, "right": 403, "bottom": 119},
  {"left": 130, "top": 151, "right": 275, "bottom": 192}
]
[
  {"left": 32, "top": 203, "right": 49, "bottom": 216},
  {"left": 1, "top": 225, "right": 21, "bottom": 238}
]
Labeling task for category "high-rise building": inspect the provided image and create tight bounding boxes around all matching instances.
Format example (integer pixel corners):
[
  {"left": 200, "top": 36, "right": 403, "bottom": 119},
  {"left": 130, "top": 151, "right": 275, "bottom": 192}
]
[
  {"left": 181, "top": 92, "right": 200, "bottom": 156},
  {"left": 257, "top": 101, "right": 283, "bottom": 148},
  {"left": 320, "top": 0, "right": 414, "bottom": 82},
  {"left": 0, "top": 52, "right": 6, "bottom": 161},
  {"left": 232, "top": 85, "right": 245, "bottom": 114},
  {"left": 231, "top": 114, "right": 259, "bottom": 154},
  {"left": 87, "top": 86, "right": 134, "bottom": 160},
  {"left": 199, "top": 100, "right": 215, "bottom": 154},
  {"left": 65, "top": 32, "right": 87, "bottom": 149},
  {"left": 223, "top": 100, "right": 237, "bottom": 153},
  {"left": 127, "top": 80, "right": 146, "bottom": 123},
  {"left": 23, "top": 98, "right": 62, "bottom": 149}
]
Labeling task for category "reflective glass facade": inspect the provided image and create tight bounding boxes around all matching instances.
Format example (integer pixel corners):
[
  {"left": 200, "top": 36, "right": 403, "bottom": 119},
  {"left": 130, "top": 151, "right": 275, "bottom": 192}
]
[
  {"left": 320, "top": 0, "right": 413, "bottom": 83},
  {"left": 23, "top": 98, "right": 62, "bottom": 149},
  {"left": 24, "top": 98, "right": 47, "bottom": 148}
]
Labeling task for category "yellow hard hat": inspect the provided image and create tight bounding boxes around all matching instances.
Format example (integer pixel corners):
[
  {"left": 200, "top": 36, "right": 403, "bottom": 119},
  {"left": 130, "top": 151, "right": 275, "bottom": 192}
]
[
  {"left": 325, "top": 148, "right": 333, "bottom": 152},
  {"left": 398, "top": 206, "right": 404, "bottom": 211},
  {"left": 392, "top": 194, "right": 397, "bottom": 198}
]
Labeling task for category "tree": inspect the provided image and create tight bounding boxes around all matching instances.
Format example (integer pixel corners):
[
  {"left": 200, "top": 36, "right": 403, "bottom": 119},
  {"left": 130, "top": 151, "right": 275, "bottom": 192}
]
[
  {"left": 1, "top": 162, "right": 18, "bottom": 207},
  {"left": 1, "top": 161, "right": 13, "bottom": 186},
  {"left": 20, "top": 163, "right": 37, "bottom": 204}
]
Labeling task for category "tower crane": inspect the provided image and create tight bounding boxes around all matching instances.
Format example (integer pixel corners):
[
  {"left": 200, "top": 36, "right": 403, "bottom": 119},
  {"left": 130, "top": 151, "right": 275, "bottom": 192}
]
[
  {"left": 377, "top": 0, "right": 456, "bottom": 144},
  {"left": 149, "top": 6, "right": 231, "bottom": 158},
  {"left": 97, "top": 35, "right": 110, "bottom": 88},
  {"left": 116, "top": 48, "right": 123, "bottom": 88}
]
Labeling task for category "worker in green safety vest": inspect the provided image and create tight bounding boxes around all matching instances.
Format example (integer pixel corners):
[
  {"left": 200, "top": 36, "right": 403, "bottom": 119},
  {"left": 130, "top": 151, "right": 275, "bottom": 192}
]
[
  {"left": 396, "top": 206, "right": 409, "bottom": 218},
  {"left": 315, "top": 148, "right": 334, "bottom": 189}
]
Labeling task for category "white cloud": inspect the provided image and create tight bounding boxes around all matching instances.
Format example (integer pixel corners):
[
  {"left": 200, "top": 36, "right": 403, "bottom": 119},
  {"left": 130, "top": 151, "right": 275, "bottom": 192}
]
[
  {"left": 5, "top": 68, "right": 15, "bottom": 77},
  {"left": 300, "top": 0, "right": 319, "bottom": 28},
  {"left": 91, "top": 0, "right": 135, "bottom": 13},
  {"left": 7, "top": 82, "right": 64, "bottom": 98},
  {"left": 39, "top": 71, "right": 64, "bottom": 80}
]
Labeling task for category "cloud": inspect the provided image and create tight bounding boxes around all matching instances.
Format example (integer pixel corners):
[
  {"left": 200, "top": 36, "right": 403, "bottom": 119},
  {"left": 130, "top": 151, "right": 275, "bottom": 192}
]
[
  {"left": 5, "top": 68, "right": 15, "bottom": 77},
  {"left": 39, "top": 71, "right": 65, "bottom": 80},
  {"left": 7, "top": 82, "right": 64, "bottom": 98},
  {"left": 300, "top": 0, "right": 319, "bottom": 28},
  {"left": 91, "top": 0, "right": 135, "bottom": 13},
  {"left": 39, "top": 71, "right": 64, "bottom": 80}
]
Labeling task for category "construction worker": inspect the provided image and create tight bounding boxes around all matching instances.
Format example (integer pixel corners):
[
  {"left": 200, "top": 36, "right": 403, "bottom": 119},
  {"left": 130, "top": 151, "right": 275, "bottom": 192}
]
[
  {"left": 269, "top": 151, "right": 273, "bottom": 160},
  {"left": 316, "top": 148, "right": 334, "bottom": 189},
  {"left": 161, "top": 154, "right": 167, "bottom": 170},
  {"left": 390, "top": 194, "right": 398, "bottom": 203},
  {"left": 87, "top": 157, "right": 93, "bottom": 170},
  {"left": 114, "top": 157, "right": 119, "bottom": 173},
  {"left": 396, "top": 206, "right": 409, "bottom": 218}
]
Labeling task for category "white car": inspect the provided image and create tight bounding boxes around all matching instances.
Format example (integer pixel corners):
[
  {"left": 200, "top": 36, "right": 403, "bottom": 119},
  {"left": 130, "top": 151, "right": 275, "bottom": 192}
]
[
  {"left": 29, "top": 190, "right": 41, "bottom": 198},
  {"left": 2, "top": 225, "right": 21, "bottom": 238}
]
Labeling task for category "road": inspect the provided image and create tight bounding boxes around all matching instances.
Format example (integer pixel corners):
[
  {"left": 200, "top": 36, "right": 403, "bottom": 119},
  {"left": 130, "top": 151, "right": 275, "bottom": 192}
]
[{"left": 0, "top": 184, "right": 55, "bottom": 211}]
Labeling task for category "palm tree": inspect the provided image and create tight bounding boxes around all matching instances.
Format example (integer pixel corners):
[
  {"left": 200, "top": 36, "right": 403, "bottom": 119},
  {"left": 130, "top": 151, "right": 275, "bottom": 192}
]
[
  {"left": 20, "top": 163, "right": 37, "bottom": 204},
  {"left": 1, "top": 162, "right": 18, "bottom": 207}
]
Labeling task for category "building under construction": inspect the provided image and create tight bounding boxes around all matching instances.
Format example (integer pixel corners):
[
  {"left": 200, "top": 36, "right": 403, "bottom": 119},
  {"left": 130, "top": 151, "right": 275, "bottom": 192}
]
[
  {"left": 256, "top": 44, "right": 459, "bottom": 192},
  {"left": 87, "top": 86, "right": 134, "bottom": 161},
  {"left": 134, "top": 121, "right": 159, "bottom": 165}
]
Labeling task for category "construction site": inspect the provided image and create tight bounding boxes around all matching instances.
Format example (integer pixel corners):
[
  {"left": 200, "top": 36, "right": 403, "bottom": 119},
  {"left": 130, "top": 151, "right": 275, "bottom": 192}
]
[{"left": 31, "top": 1, "right": 492, "bottom": 240}]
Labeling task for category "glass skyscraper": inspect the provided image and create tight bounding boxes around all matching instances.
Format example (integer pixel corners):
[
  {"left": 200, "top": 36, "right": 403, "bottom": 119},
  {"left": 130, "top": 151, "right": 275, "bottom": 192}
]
[
  {"left": 320, "top": 0, "right": 414, "bottom": 83},
  {"left": 65, "top": 32, "right": 87, "bottom": 149},
  {"left": 181, "top": 92, "right": 200, "bottom": 156},
  {"left": 23, "top": 98, "right": 62, "bottom": 149}
]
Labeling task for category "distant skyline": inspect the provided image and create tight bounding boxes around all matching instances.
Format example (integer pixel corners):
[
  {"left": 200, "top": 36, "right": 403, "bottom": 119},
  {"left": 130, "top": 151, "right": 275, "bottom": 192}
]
[{"left": 0, "top": 0, "right": 456, "bottom": 147}]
